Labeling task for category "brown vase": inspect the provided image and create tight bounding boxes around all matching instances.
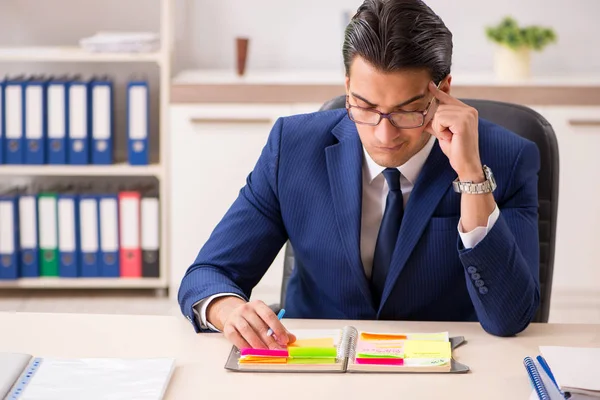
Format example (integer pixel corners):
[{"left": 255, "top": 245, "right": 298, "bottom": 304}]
[{"left": 236, "top": 37, "right": 249, "bottom": 76}]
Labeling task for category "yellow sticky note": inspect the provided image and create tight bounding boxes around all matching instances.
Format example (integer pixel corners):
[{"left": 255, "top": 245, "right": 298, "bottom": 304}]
[
  {"left": 289, "top": 338, "right": 335, "bottom": 348},
  {"left": 403, "top": 340, "right": 451, "bottom": 359}
]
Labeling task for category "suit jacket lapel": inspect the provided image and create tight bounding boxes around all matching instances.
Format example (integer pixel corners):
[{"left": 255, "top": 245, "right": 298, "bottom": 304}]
[
  {"left": 326, "top": 116, "right": 374, "bottom": 310},
  {"left": 379, "top": 141, "right": 457, "bottom": 310}
]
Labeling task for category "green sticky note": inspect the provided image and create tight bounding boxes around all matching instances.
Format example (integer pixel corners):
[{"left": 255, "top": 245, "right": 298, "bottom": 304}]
[
  {"left": 287, "top": 358, "right": 337, "bottom": 364},
  {"left": 288, "top": 347, "right": 337, "bottom": 358}
]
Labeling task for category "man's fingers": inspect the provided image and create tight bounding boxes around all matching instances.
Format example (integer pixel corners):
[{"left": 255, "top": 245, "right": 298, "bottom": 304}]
[
  {"left": 429, "top": 81, "right": 461, "bottom": 105},
  {"left": 223, "top": 323, "right": 252, "bottom": 350},
  {"left": 244, "top": 311, "right": 282, "bottom": 350},
  {"left": 255, "top": 304, "right": 290, "bottom": 346},
  {"left": 235, "top": 317, "right": 267, "bottom": 349}
]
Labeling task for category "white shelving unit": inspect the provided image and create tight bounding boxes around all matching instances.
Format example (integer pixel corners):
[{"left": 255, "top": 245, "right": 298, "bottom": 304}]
[{"left": 0, "top": 0, "right": 174, "bottom": 294}]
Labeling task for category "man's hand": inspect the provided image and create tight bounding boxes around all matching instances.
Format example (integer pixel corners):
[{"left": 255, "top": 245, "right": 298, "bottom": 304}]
[
  {"left": 207, "top": 296, "right": 296, "bottom": 350},
  {"left": 426, "top": 81, "right": 484, "bottom": 183}
]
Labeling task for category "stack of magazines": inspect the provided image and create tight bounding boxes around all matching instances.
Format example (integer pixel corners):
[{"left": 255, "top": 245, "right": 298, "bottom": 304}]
[{"left": 79, "top": 32, "right": 160, "bottom": 53}]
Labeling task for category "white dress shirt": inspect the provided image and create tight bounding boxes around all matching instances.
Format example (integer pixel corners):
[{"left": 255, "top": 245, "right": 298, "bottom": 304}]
[{"left": 194, "top": 135, "right": 500, "bottom": 331}]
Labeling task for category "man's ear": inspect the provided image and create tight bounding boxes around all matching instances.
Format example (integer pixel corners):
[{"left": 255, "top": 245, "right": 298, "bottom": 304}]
[
  {"left": 440, "top": 74, "right": 452, "bottom": 95},
  {"left": 344, "top": 76, "right": 350, "bottom": 95}
]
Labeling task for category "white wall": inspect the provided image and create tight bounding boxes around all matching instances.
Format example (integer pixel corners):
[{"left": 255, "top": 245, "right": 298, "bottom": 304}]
[
  {"left": 178, "top": 0, "right": 600, "bottom": 75},
  {"left": 2, "top": 0, "right": 598, "bottom": 75}
]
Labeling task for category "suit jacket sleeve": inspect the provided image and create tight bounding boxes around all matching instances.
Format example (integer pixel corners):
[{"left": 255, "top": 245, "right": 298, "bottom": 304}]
[
  {"left": 178, "top": 118, "right": 288, "bottom": 332},
  {"left": 458, "top": 140, "right": 541, "bottom": 337}
]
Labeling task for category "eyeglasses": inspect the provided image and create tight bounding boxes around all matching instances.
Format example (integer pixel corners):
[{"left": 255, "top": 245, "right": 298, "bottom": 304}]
[{"left": 345, "top": 84, "right": 440, "bottom": 129}]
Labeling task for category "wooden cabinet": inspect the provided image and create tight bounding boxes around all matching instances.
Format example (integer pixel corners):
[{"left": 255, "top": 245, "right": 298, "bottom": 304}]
[
  {"left": 531, "top": 106, "right": 600, "bottom": 323},
  {"left": 169, "top": 104, "right": 293, "bottom": 303}
]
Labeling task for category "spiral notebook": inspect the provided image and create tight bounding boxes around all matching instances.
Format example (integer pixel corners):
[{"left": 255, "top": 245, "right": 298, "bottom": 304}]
[
  {"left": 0, "top": 352, "right": 175, "bottom": 400},
  {"left": 225, "top": 327, "right": 469, "bottom": 373}
]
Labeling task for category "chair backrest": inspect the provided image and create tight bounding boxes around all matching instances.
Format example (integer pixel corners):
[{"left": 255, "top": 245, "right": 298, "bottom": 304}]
[{"left": 280, "top": 95, "right": 559, "bottom": 323}]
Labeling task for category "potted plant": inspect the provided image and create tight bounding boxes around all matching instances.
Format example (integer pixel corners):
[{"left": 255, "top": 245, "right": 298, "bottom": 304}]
[{"left": 486, "top": 17, "right": 557, "bottom": 80}]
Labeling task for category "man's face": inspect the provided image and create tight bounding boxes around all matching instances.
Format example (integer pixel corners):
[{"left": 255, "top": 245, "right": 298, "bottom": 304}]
[{"left": 345, "top": 57, "right": 446, "bottom": 168}]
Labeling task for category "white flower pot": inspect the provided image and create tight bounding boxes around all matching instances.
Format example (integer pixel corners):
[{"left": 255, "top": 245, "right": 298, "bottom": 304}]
[{"left": 493, "top": 45, "right": 531, "bottom": 81}]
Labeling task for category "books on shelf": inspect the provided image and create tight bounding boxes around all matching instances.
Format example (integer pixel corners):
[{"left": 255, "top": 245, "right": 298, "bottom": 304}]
[
  {"left": 0, "top": 184, "right": 160, "bottom": 281},
  {"left": 0, "top": 75, "right": 150, "bottom": 166}
]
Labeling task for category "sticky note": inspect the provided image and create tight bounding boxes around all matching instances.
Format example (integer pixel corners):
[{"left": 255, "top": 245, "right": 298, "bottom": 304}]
[
  {"left": 403, "top": 340, "right": 451, "bottom": 359},
  {"left": 289, "top": 338, "right": 335, "bottom": 348},
  {"left": 287, "top": 358, "right": 337, "bottom": 364},
  {"left": 355, "top": 357, "right": 404, "bottom": 365},
  {"left": 239, "top": 356, "right": 287, "bottom": 364},
  {"left": 240, "top": 348, "right": 289, "bottom": 357},
  {"left": 360, "top": 332, "right": 407, "bottom": 341},
  {"left": 288, "top": 347, "right": 338, "bottom": 358}
]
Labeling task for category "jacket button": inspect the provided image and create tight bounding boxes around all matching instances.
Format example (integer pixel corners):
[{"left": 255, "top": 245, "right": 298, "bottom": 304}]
[
  {"left": 479, "top": 286, "right": 489, "bottom": 295},
  {"left": 475, "top": 279, "right": 485, "bottom": 288},
  {"left": 471, "top": 273, "right": 481, "bottom": 280},
  {"left": 467, "top": 266, "right": 477, "bottom": 274}
]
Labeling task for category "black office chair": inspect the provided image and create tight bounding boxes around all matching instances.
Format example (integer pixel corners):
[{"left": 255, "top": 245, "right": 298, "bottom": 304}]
[{"left": 276, "top": 95, "right": 559, "bottom": 323}]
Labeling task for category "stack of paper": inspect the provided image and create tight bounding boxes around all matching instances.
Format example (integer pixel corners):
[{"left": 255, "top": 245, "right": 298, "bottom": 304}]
[
  {"left": 539, "top": 346, "right": 600, "bottom": 399},
  {"left": 79, "top": 32, "right": 160, "bottom": 53}
]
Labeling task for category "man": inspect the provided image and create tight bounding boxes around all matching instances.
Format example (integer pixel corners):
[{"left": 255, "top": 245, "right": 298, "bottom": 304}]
[{"left": 178, "top": 0, "right": 541, "bottom": 348}]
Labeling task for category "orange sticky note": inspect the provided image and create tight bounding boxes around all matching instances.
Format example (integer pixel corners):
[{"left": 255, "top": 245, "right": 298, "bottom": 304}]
[
  {"left": 360, "top": 332, "right": 408, "bottom": 341},
  {"left": 288, "top": 338, "right": 335, "bottom": 348}
]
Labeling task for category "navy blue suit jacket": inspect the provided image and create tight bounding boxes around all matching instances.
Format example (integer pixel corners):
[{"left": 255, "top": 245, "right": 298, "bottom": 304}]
[{"left": 178, "top": 109, "right": 541, "bottom": 337}]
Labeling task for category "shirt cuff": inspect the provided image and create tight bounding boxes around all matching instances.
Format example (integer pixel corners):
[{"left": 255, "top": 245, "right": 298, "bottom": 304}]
[
  {"left": 457, "top": 205, "right": 500, "bottom": 249},
  {"left": 193, "top": 293, "right": 245, "bottom": 332}
]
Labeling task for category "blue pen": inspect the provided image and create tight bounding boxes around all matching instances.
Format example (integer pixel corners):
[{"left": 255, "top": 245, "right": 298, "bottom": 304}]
[
  {"left": 537, "top": 355, "right": 566, "bottom": 398},
  {"left": 267, "top": 309, "right": 286, "bottom": 337}
]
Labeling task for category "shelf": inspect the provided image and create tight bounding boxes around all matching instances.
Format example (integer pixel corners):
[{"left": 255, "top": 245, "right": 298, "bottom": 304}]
[
  {"left": 0, "top": 46, "right": 163, "bottom": 63},
  {"left": 0, "top": 163, "right": 162, "bottom": 177},
  {"left": 0, "top": 278, "right": 167, "bottom": 289}
]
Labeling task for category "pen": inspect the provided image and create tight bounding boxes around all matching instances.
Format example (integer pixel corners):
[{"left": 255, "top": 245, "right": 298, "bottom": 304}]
[
  {"left": 267, "top": 309, "right": 286, "bottom": 337},
  {"left": 536, "top": 355, "right": 566, "bottom": 398}
]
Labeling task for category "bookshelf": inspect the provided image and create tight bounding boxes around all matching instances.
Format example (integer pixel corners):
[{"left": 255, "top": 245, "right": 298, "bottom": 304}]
[{"left": 0, "top": 0, "right": 174, "bottom": 295}]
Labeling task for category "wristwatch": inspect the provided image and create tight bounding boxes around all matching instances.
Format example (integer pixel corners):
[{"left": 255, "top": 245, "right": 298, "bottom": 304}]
[{"left": 452, "top": 165, "right": 497, "bottom": 194}]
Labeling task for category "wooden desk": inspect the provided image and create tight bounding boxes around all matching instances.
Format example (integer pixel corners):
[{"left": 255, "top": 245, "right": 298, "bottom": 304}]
[{"left": 0, "top": 312, "right": 598, "bottom": 399}]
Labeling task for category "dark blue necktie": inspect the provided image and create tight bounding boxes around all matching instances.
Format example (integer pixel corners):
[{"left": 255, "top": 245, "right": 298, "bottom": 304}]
[{"left": 371, "top": 168, "right": 404, "bottom": 307}]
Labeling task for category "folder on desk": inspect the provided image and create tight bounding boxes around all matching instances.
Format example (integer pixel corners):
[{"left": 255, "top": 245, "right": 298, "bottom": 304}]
[
  {"left": 141, "top": 189, "right": 159, "bottom": 277},
  {"left": 1, "top": 352, "right": 175, "bottom": 400},
  {"left": 18, "top": 192, "right": 39, "bottom": 277},
  {"left": 4, "top": 76, "right": 26, "bottom": 164},
  {"left": 126, "top": 80, "right": 149, "bottom": 165},
  {"left": 24, "top": 76, "right": 49, "bottom": 165},
  {"left": 47, "top": 76, "right": 69, "bottom": 165},
  {"left": 226, "top": 328, "right": 469, "bottom": 373},
  {"left": 79, "top": 194, "right": 100, "bottom": 277},
  {"left": 0, "top": 189, "right": 20, "bottom": 280},
  {"left": 68, "top": 78, "right": 90, "bottom": 165},
  {"left": 119, "top": 191, "right": 141, "bottom": 277},
  {"left": 91, "top": 76, "right": 114, "bottom": 165},
  {"left": 99, "top": 193, "right": 119, "bottom": 277},
  {"left": 38, "top": 192, "right": 59, "bottom": 277},
  {"left": 57, "top": 192, "right": 80, "bottom": 277}
]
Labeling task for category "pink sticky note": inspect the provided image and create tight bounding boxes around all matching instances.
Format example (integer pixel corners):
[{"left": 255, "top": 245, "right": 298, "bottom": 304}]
[{"left": 240, "top": 348, "right": 289, "bottom": 357}]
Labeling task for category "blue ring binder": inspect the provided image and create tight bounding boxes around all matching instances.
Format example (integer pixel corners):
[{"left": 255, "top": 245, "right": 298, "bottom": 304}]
[
  {"left": 8, "top": 357, "right": 42, "bottom": 399},
  {"left": 524, "top": 356, "right": 551, "bottom": 400}
]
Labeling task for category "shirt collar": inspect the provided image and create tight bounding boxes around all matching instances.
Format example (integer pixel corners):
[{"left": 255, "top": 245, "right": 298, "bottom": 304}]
[{"left": 362, "top": 135, "right": 437, "bottom": 185}]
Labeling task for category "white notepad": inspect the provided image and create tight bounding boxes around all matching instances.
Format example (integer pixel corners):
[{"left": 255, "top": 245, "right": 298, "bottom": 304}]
[
  {"left": 2, "top": 353, "right": 175, "bottom": 400},
  {"left": 539, "top": 346, "right": 600, "bottom": 398}
]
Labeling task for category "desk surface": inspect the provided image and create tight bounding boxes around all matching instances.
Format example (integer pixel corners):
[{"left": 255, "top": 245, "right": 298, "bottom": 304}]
[{"left": 1, "top": 312, "right": 599, "bottom": 400}]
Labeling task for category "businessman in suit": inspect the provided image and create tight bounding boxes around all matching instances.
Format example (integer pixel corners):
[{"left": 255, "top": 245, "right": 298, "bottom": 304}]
[{"left": 178, "top": 0, "right": 541, "bottom": 348}]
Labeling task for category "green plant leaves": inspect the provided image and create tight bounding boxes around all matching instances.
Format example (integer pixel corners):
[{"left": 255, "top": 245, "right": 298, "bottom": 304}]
[{"left": 485, "top": 16, "right": 557, "bottom": 51}]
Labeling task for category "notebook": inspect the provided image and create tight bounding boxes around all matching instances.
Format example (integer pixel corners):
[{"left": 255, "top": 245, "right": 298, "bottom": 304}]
[
  {"left": 0, "top": 352, "right": 175, "bottom": 400},
  {"left": 537, "top": 346, "right": 600, "bottom": 399},
  {"left": 225, "top": 327, "right": 469, "bottom": 373}
]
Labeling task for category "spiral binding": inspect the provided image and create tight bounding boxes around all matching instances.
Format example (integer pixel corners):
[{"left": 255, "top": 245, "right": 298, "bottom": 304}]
[
  {"left": 337, "top": 326, "right": 358, "bottom": 365},
  {"left": 524, "top": 356, "right": 550, "bottom": 400}
]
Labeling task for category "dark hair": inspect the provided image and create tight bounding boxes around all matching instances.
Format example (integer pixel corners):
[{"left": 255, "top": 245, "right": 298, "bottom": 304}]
[{"left": 343, "top": 0, "right": 453, "bottom": 84}]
